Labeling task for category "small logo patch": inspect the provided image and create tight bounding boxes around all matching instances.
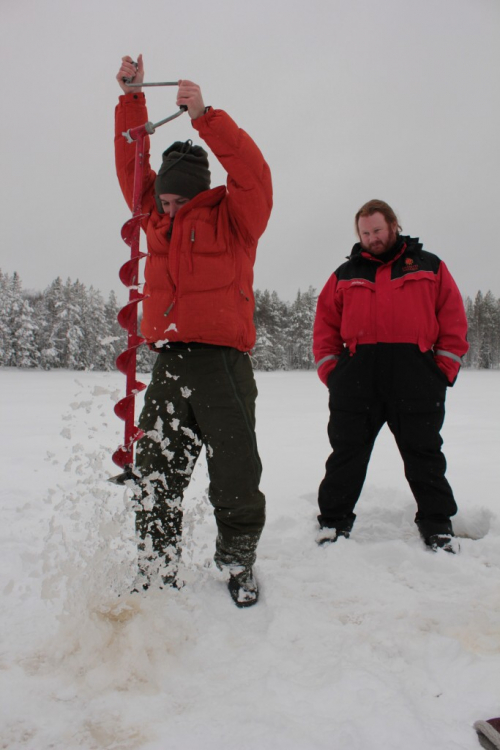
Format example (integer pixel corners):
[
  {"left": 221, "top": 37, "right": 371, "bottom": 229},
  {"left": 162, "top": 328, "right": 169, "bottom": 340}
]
[{"left": 404, "top": 257, "right": 419, "bottom": 271}]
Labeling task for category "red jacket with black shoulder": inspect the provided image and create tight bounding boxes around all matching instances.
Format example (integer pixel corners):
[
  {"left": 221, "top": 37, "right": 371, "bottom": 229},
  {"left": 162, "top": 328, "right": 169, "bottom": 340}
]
[
  {"left": 115, "top": 93, "right": 272, "bottom": 350},
  {"left": 313, "top": 237, "right": 469, "bottom": 385}
]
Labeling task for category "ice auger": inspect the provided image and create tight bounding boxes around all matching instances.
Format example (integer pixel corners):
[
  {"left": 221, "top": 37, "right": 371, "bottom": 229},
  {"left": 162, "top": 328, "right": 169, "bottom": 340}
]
[{"left": 110, "top": 72, "right": 186, "bottom": 483}]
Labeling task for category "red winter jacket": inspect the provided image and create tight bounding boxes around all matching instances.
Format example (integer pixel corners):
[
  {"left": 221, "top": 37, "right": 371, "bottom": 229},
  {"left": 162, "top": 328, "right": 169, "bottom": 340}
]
[
  {"left": 115, "top": 93, "right": 272, "bottom": 350},
  {"left": 313, "top": 237, "right": 469, "bottom": 386}
]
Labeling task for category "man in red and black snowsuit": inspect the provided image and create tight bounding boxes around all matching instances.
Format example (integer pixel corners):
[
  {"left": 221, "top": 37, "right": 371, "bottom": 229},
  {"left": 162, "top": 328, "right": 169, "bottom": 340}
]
[
  {"left": 313, "top": 199, "right": 468, "bottom": 551},
  {"left": 115, "top": 55, "right": 272, "bottom": 606}
]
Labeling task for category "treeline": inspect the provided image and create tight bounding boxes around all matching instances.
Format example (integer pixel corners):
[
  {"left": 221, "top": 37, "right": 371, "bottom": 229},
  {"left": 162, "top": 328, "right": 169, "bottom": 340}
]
[
  {"left": 462, "top": 291, "right": 500, "bottom": 369},
  {"left": 252, "top": 287, "right": 317, "bottom": 370},
  {"left": 1, "top": 270, "right": 499, "bottom": 370},
  {"left": 0, "top": 271, "right": 318, "bottom": 372},
  {"left": 0, "top": 271, "right": 123, "bottom": 370}
]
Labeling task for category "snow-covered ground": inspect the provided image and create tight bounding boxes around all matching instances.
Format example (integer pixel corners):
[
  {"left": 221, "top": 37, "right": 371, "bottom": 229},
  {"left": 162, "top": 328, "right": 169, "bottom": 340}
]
[{"left": 1, "top": 367, "right": 499, "bottom": 750}]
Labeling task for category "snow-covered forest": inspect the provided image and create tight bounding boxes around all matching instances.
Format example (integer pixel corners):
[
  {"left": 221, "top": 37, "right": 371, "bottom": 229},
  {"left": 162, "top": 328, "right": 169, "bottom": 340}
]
[{"left": 1, "top": 269, "right": 499, "bottom": 371}]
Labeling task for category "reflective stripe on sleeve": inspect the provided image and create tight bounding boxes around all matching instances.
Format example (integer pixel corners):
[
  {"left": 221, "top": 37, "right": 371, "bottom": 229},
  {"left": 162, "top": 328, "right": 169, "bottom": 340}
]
[
  {"left": 435, "top": 349, "right": 463, "bottom": 365},
  {"left": 316, "top": 354, "right": 340, "bottom": 368}
]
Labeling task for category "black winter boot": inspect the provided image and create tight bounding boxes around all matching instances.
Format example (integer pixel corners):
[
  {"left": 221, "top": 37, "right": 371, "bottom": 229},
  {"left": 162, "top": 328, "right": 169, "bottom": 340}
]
[
  {"left": 214, "top": 534, "right": 261, "bottom": 607},
  {"left": 416, "top": 518, "right": 459, "bottom": 554},
  {"left": 316, "top": 514, "right": 355, "bottom": 545},
  {"left": 227, "top": 567, "right": 259, "bottom": 608},
  {"left": 425, "top": 534, "right": 459, "bottom": 554}
]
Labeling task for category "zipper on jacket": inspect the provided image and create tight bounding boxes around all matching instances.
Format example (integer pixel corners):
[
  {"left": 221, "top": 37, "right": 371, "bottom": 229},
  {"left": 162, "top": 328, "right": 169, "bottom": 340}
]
[
  {"left": 188, "top": 227, "right": 195, "bottom": 273},
  {"left": 164, "top": 295, "right": 176, "bottom": 317},
  {"left": 172, "top": 217, "right": 183, "bottom": 286},
  {"left": 167, "top": 212, "right": 186, "bottom": 325}
]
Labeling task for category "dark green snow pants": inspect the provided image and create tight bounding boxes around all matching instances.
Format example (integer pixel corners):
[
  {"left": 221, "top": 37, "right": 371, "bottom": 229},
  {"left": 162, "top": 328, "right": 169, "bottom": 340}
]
[{"left": 135, "top": 344, "right": 265, "bottom": 571}]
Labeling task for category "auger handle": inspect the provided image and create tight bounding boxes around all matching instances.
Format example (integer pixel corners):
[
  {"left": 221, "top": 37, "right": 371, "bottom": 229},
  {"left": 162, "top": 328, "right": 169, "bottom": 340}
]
[
  {"left": 122, "top": 64, "right": 188, "bottom": 113},
  {"left": 122, "top": 61, "right": 187, "bottom": 109},
  {"left": 126, "top": 80, "right": 180, "bottom": 88}
]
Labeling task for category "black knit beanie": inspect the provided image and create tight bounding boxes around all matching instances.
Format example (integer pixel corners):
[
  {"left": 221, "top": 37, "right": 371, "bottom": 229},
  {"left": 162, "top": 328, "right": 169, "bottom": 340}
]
[{"left": 155, "top": 140, "right": 211, "bottom": 212}]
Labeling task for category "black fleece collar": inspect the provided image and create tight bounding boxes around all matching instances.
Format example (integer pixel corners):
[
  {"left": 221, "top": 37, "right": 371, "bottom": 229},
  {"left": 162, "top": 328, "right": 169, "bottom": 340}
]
[{"left": 350, "top": 235, "right": 422, "bottom": 263}]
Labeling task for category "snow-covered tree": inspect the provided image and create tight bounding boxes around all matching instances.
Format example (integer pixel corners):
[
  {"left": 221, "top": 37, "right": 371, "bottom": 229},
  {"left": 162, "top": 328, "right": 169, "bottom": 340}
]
[
  {"left": 11, "top": 297, "right": 39, "bottom": 367},
  {"left": 0, "top": 271, "right": 15, "bottom": 365},
  {"left": 285, "top": 286, "right": 317, "bottom": 370},
  {"left": 477, "top": 291, "right": 499, "bottom": 369}
]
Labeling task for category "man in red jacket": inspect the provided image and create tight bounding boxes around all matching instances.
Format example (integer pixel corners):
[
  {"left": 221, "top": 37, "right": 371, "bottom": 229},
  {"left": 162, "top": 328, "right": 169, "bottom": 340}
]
[
  {"left": 313, "top": 200, "right": 468, "bottom": 552},
  {"left": 115, "top": 55, "right": 272, "bottom": 606}
]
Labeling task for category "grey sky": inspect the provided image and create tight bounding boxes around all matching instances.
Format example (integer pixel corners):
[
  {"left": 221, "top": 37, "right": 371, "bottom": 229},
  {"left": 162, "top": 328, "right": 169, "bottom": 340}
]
[{"left": 1, "top": 0, "right": 499, "bottom": 305}]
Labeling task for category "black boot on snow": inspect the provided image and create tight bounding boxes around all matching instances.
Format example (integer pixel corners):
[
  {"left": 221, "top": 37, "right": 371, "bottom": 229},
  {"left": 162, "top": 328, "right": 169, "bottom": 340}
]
[
  {"left": 316, "top": 514, "right": 355, "bottom": 545},
  {"left": 426, "top": 533, "right": 459, "bottom": 554},
  {"left": 228, "top": 568, "right": 259, "bottom": 608},
  {"left": 416, "top": 518, "right": 459, "bottom": 554}
]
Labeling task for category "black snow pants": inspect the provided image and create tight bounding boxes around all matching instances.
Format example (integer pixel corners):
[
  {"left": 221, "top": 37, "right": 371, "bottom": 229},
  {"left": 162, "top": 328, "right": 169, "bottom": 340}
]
[
  {"left": 318, "top": 344, "right": 458, "bottom": 536},
  {"left": 134, "top": 343, "right": 265, "bottom": 573}
]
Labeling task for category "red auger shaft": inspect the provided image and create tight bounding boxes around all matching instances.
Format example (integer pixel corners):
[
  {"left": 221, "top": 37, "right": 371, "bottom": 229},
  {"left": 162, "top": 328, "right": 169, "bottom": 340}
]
[
  {"left": 112, "top": 123, "right": 150, "bottom": 470},
  {"left": 111, "top": 86, "right": 186, "bottom": 477}
]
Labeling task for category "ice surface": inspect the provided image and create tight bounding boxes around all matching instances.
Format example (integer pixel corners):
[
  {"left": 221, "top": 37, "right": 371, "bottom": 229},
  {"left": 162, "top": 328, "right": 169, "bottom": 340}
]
[{"left": 0, "top": 368, "right": 499, "bottom": 749}]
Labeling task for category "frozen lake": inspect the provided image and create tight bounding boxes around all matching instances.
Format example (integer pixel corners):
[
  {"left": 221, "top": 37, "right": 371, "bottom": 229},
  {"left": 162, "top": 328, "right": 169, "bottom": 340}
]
[{"left": 1, "top": 368, "right": 499, "bottom": 750}]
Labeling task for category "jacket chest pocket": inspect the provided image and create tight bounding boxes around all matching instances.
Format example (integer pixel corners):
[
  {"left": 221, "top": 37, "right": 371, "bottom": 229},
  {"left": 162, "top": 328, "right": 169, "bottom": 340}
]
[
  {"left": 391, "top": 272, "right": 439, "bottom": 342},
  {"left": 182, "top": 221, "right": 234, "bottom": 291},
  {"left": 338, "top": 281, "right": 376, "bottom": 339},
  {"left": 392, "top": 272, "right": 437, "bottom": 315},
  {"left": 189, "top": 221, "right": 226, "bottom": 254},
  {"left": 393, "top": 272, "right": 436, "bottom": 290}
]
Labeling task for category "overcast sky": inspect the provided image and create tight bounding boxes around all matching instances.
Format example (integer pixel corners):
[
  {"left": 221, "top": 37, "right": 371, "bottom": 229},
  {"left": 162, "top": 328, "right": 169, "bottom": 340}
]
[{"left": 1, "top": 0, "right": 499, "bottom": 305}]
